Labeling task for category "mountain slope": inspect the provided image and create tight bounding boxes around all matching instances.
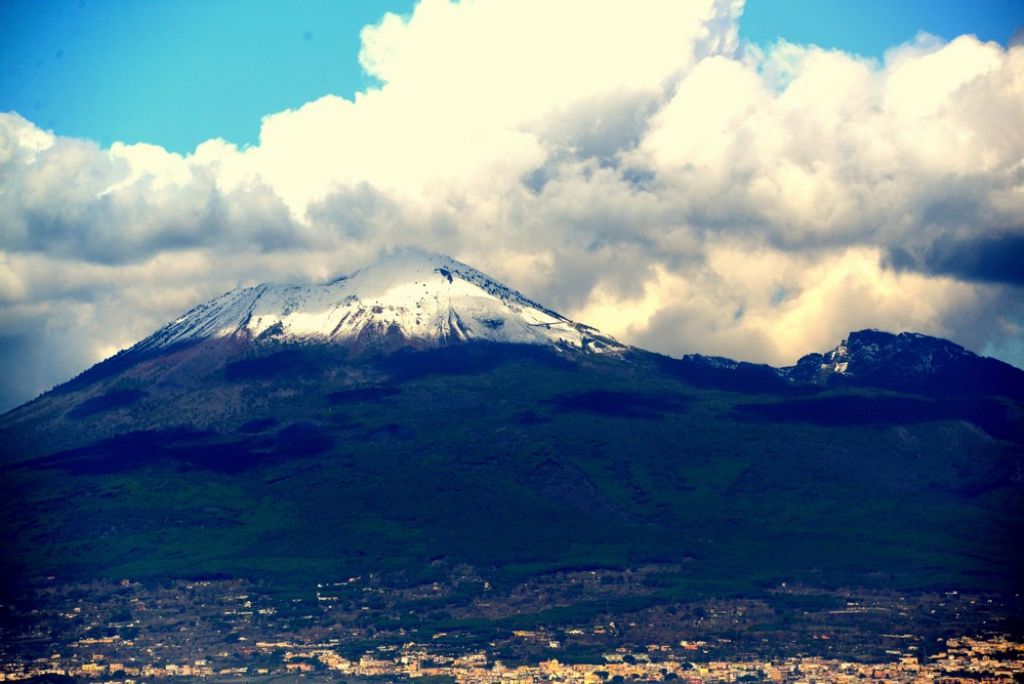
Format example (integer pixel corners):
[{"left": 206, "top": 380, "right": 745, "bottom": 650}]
[
  {"left": 1, "top": 253, "right": 1022, "bottom": 604},
  {"left": 0, "top": 249, "right": 624, "bottom": 458}
]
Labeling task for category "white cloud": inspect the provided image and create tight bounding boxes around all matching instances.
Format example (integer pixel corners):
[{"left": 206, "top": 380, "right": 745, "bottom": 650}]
[
  {"left": 0, "top": 0, "right": 1023, "bottom": 410},
  {"left": 632, "top": 34, "right": 1024, "bottom": 247},
  {"left": 574, "top": 245, "right": 985, "bottom": 365}
]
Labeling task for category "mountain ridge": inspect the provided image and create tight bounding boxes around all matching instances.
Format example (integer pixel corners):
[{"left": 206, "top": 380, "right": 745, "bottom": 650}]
[
  {"left": 676, "top": 328, "right": 1024, "bottom": 400},
  {"left": 783, "top": 328, "right": 1024, "bottom": 399},
  {"left": 5, "top": 250, "right": 1023, "bottom": 422}
]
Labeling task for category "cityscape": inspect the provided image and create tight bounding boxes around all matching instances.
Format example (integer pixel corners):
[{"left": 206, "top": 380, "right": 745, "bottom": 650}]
[{"left": 3, "top": 573, "right": 1022, "bottom": 682}]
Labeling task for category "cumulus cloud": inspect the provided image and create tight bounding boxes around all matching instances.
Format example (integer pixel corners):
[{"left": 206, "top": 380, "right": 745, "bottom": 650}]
[
  {"left": 1, "top": 0, "right": 1023, "bottom": 410},
  {"left": 576, "top": 245, "right": 991, "bottom": 363},
  {"left": 0, "top": 116, "right": 305, "bottom": 263}
]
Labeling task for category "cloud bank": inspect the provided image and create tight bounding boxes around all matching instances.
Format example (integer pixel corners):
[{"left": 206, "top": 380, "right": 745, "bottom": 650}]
[{"left": 1, "top": 0, "right": 1023, "bottom": 410}]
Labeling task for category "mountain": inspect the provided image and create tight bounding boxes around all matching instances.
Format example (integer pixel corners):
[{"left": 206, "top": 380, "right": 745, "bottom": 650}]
[
  {"left": 782, "top": 329, "right": 1024, "bottom": 400},
  {"left": 0, "top": 249, "right": 624, "bottom": 456},
  {"left": 1, "top": 251, "right": 1022, "bottom": 607},
  {"left": 669, "top": 329, "right": 1024, "bottom": 401},
  {"left": 135, "top": 248, "right": 623, "bottom": 356}
]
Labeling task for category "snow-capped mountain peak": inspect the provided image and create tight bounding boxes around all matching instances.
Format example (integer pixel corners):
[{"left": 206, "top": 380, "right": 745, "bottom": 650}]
[{"left": 135, "top": 249, "right": 624, "bottom": 355}]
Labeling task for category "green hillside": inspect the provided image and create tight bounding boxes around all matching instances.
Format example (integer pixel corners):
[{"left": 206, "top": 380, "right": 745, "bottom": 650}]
[{"left": 2, "top": 343, "right": 1021, "bottom": 602}]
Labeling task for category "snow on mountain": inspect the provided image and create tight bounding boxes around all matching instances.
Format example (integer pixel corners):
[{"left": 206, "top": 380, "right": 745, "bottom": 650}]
[
  {"left": 661, "top": 329, "right": 1023, "bottom": 399},
  {"left": 776, "top": 329, "right": 1024, "bottom": 399},
  {"left": 134, "top": 249, "right": 624, "bottom": 355},
  {"left": 784, "top": 329, "right": 975, "bottom": 383}
]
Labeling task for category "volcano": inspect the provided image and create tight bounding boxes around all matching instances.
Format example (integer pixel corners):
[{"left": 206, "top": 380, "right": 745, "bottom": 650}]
[
  {"left": 136, "top": 248, "right": 624, "bottom": 356},
  {"left": 1, "top": 250, "right": 1022, "bottom": 601}
]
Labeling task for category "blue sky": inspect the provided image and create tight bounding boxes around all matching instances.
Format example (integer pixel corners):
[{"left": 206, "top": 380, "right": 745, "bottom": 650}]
[
  {"left": 2, "top": 0, "right": 1021, "bottom": 153},
  {"left": 742, "top": 0, "right": 1023, "bottom": 58},
  {"left": 0, "top": 0, "right": 417, "bottom": 151}
]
